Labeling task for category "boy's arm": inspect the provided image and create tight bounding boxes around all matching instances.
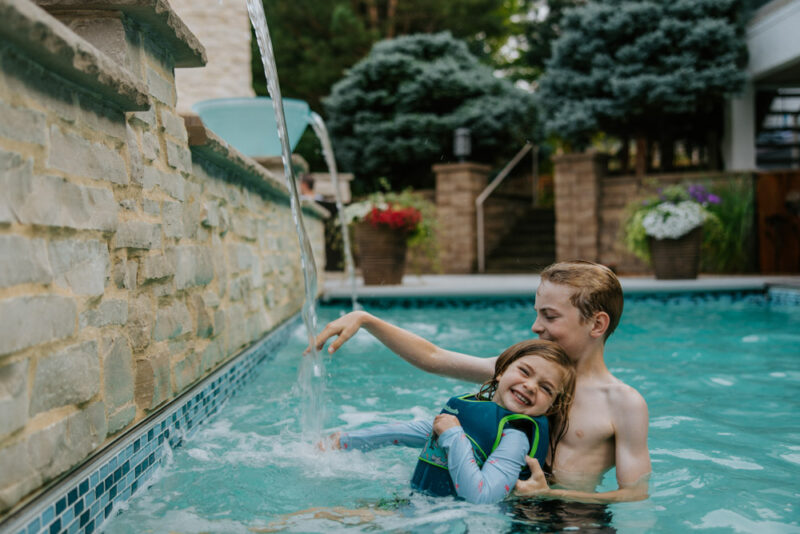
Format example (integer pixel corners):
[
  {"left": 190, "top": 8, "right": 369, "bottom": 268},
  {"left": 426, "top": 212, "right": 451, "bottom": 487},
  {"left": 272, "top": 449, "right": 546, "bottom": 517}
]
[
  {"left": 516, "top": 390, "right": 651, "bottom": 503},
  {"left": 314, "top": 311, "right": 495, "bottom": 383}
]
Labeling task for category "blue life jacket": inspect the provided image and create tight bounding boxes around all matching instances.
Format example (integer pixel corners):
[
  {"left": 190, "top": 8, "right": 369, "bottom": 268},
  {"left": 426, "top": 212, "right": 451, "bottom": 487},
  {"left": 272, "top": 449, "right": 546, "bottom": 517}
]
[{"left": 410, "top": 393, "right": 549, "bottom": 497}]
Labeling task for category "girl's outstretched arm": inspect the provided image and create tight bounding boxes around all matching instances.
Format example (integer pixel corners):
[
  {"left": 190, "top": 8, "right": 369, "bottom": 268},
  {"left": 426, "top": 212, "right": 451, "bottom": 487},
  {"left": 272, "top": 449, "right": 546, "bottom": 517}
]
[
  {"left": 313, "top": 311, "right": 495, "bottom": 383},
  {"left": 338, "top": 419, "right": 432, "bottom": 451}
]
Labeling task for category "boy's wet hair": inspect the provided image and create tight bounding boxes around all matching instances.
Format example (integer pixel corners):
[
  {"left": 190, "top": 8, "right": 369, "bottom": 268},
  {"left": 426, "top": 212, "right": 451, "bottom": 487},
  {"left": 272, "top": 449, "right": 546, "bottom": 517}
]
[
  {"left": 540, "top": 260, "right": 623, "bottom": 341},
  {"left": 477, "top": 338, "right": 576, "bottom": 474}
]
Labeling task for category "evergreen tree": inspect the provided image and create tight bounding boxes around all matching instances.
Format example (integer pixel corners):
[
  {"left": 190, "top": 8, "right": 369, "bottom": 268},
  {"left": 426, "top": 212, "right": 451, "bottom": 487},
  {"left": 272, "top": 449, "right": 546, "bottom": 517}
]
[
  {"left": 537, "top": 0, "right": 748, "bottom": 172},
  {"left": 324, "top": 32, "right": 537, "bottom": 192}
]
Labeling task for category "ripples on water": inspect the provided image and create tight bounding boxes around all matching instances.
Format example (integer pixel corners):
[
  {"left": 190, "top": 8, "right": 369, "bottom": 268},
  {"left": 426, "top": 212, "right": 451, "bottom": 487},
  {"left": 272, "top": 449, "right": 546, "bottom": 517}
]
[{"left": 104, "top": 299, "right": 800, "bottom": 533}]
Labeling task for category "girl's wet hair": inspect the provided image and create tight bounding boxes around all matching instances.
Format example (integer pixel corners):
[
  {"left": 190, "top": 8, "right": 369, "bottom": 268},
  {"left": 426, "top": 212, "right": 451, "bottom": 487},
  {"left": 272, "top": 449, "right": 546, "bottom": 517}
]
[{"left": 477, "top": 339, "right": 576, "bottom": 474}]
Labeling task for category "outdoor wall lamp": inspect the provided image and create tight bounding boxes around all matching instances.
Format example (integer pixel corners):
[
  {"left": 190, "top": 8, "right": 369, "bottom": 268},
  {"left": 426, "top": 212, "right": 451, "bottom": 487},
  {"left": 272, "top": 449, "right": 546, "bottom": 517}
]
[{"left": 454, "top": 127, "right": 471, "bottom": 161}]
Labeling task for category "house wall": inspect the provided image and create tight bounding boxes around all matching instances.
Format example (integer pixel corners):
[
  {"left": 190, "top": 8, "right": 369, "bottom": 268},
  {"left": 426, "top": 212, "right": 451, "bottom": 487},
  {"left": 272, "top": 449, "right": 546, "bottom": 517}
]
[
  {"left": 169, "top": 0, "right": 255, "bottom": 114},
  {"left": 723, "top": 0, "right": 800, "bottom": 171},
  {"left": 0, "top": 0, "right": 324, "bottom": 516}
]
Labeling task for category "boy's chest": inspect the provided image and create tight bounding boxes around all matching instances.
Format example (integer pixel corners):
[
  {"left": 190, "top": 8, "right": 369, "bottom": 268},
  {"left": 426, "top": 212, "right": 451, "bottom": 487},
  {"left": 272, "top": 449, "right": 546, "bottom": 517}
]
[{"left": 554, "top": 395, "right": 616, "bottom": 470}]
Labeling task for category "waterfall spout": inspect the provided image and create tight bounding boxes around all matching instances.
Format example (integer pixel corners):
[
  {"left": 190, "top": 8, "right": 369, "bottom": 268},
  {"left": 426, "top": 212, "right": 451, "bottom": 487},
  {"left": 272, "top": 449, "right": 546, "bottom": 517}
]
[{"left": 246, "top": 0, "right": 325, "bottom": 439}]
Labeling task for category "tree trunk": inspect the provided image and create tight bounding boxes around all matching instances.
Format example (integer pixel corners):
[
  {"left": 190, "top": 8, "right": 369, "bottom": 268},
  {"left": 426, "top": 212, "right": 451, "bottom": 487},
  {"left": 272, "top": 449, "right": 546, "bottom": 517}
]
[
  {"left": 707, "top": 129, "right": 720, "bottom": 170},
  {"left": 364, "top": 0, "right": 379, "bottom": 33},
  {"left": 386, "top": 0, "right": 397, "bottom": 38},
  {"left": 619, "top": 136, "right": 630, "bottom": 174},
  {"left": 635, "top": 134, "right": 647, "bottom": 178},
  {"left": 660, "top": 136, "right": 675, "bottom": 172}
]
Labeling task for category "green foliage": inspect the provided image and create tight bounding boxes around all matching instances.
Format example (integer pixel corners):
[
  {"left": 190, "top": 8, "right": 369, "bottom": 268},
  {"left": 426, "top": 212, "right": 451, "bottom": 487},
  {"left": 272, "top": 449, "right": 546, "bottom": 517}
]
[
  {"left": 495, "top": 0, "right": 584, "bottom": 82},
  {"left": 324, "top": 32, "right": 538, "bottom": 192},
  {"left": 254, "top": 0, "right": 521, "bottom": 112},
  {"left": 253, "top": 1, "right": 376, "bottom": 110},
  {"left": 537, "top": 0, "right": 748, "bottom": 148},
  {"left": 701, "top": 176, "right": 757, "bottom": 273}
]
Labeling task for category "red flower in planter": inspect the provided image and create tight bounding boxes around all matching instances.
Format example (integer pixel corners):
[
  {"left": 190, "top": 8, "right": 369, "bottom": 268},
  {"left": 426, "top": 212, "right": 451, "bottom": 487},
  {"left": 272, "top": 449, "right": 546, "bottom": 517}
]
[{"left": 365, "top": 204, "right": 422, "bottom": 234}]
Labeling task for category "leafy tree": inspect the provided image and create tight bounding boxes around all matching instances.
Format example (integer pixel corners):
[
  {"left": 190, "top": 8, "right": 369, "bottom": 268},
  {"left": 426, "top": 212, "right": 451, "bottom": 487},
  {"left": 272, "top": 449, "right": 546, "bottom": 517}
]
[
  {"left": 495, "top": 0, "right": 584, "bottom": 83},
  {"left": 323, "top": 32, "right": 537, "bottom": 192},
  {"left": 537, "top": 0, "right": 748, "bottom": 173},
  {"left": 254, "top": 0, "right": 520, "bottom": 111}
]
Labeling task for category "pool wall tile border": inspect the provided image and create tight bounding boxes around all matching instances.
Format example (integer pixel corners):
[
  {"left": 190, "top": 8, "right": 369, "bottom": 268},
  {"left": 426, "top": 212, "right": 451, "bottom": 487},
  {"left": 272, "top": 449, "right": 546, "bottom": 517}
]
[
  {"left": 2, "top": 314, "right": 302, "bottom": 534},
  {"left": 321, "top": 288, "right": 790, "bottom": 310},
  {"left": 767, "top": 285, "right": 800, "bottom": 305}
]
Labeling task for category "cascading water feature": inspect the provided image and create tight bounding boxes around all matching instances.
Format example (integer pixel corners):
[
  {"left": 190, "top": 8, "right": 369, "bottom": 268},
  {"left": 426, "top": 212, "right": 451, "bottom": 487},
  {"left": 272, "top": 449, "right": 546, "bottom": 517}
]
[
  {"left": 308, "top": 112, "right": 358, "bottom": 310},
  {"left": 245, "top": 0, "right": 325, "bottom": 439}
]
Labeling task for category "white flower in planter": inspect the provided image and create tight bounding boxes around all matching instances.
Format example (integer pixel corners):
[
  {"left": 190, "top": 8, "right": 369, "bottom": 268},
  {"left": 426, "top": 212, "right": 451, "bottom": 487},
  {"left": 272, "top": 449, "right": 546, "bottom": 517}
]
[{"left": 641, "top": 201, "right": 708, "bottom": 240}]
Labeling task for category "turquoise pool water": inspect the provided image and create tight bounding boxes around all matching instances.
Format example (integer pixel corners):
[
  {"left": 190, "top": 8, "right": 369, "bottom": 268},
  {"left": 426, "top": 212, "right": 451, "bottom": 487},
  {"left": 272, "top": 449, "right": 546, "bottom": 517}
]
[{"left": 103, "top": 295, "right": 800, "bottom": 533}]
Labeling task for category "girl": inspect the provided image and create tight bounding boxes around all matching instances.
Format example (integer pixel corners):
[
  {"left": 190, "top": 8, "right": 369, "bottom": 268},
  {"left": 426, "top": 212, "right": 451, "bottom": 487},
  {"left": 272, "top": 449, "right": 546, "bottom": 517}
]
[{"left": 327, "top": 339, "right": 576, "bottom": 504}]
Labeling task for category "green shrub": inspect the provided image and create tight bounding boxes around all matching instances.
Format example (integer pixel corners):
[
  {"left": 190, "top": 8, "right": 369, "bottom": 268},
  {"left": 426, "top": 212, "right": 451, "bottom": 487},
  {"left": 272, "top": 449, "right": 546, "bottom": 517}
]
[{"left": 701, "top": 176, "right": 757, "bottom": 273}]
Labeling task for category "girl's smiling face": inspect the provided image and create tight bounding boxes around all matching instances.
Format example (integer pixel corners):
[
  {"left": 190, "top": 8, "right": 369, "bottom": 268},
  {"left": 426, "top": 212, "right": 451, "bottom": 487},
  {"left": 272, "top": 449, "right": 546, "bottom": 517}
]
[{"left": 494, "top": 354, "right": 564, "bottom": 417}]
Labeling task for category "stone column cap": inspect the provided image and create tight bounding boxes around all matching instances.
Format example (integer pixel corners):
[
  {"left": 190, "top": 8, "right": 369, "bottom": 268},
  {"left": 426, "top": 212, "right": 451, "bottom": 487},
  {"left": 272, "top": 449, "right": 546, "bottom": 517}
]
[
  {"left": 0, "top": 0, "right": 149, "bottom": 110},
  {"left": 184, "top": 114, "right": 329, "bottom": 220},
  {"left": 432, "top": 161, "right": 492, "bottom": 173},
  {"left": 35, "top": 0, "right": 207, "bottom": 68},
  {"left": 552, "top": 150, "right": 610, "bottom": 163}
]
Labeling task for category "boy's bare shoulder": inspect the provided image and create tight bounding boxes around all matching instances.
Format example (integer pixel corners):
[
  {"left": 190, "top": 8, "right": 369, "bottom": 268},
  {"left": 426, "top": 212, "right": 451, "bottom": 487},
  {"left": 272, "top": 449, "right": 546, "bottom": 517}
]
[{"left": 606, "top": 378, "right": 648, "bottom": 413}]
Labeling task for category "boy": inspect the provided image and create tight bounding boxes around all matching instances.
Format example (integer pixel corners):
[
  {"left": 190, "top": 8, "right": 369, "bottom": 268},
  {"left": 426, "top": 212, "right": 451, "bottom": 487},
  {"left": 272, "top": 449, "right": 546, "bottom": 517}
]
[{"left": 314, "top": 261, "right": 651, "bottom": 503}]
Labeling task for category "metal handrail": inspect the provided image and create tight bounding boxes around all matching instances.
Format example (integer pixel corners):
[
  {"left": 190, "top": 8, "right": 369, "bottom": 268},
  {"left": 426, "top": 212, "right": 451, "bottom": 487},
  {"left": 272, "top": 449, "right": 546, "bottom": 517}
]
[{"left": 475, "top": 142, "right": 537, "bottom": 273}]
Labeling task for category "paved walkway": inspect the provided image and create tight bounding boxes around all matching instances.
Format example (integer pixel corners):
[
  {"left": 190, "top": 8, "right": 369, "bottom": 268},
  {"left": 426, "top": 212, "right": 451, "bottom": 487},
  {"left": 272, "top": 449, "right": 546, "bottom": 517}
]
[{"left": 322, "top": 272, "right": 800, "bottom": 299}]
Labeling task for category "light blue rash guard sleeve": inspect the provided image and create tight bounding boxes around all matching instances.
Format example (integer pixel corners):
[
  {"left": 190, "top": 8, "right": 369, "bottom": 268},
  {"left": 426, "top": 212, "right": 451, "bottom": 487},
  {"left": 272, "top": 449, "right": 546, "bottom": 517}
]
[
  {"left": 340, "top": 421, "right": 530, "bottom": 504},
  {"left": 340, "top": 420, "right": 432, "bottom": 451},
  {"left": 438, "top": 425, "right": 529, "bottom": 504}
]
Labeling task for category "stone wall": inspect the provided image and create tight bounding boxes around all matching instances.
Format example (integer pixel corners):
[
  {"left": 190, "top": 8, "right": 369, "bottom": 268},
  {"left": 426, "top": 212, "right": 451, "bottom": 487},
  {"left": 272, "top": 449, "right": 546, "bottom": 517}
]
[{"left": 0, "top": 0, "right": 325, "bottom": 516}]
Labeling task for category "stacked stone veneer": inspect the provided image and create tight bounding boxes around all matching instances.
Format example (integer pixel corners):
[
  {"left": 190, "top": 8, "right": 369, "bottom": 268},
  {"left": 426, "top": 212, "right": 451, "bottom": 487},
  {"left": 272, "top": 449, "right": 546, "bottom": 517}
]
[{"left": 0, "top": 0, "right": 325, "bottom": 516}]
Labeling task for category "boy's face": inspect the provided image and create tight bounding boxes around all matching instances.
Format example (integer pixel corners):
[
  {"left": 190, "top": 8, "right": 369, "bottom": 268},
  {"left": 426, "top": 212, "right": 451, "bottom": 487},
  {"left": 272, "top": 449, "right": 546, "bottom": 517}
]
[{"left": 531, "top": 281, "right": 593, "bottom": 360}]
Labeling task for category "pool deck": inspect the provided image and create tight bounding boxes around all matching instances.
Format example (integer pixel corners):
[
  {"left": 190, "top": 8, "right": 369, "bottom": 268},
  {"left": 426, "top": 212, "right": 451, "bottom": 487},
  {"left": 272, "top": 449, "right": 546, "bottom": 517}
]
[{"left": 322, "top": 272, "right": 800, "bottom": 299}]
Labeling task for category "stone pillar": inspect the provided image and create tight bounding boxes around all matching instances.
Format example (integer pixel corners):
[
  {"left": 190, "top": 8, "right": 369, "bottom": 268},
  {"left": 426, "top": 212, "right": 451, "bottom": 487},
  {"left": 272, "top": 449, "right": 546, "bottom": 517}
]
[
  {"left": 553, "top": 152, "right": 607, "bottom": 262},
  {"left": 434, "top": 162, "right": 491, "bottom": 273},
  {"left": 170, "top": 0, "right": 256, "bottom": 114}
]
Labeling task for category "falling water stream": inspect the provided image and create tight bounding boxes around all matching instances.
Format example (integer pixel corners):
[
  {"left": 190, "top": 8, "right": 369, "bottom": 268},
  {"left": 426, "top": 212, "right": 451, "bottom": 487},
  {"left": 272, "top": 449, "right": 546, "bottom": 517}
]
[
  {"left": 309, "top": 112, "right": 358, "bottom": 310},
  {"left": 245, "top": 0, "right": 325, "bottom": 439}
]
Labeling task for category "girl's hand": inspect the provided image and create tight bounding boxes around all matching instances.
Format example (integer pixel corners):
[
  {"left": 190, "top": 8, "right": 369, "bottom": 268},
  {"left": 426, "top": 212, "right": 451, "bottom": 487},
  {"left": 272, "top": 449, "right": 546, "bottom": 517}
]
[
  {"left": 312, "top": 311, "right": 369, "bottom": 354},
  {"left": 514, "top": 456, "right": 551, "bottom": 496},
  {"left": 433, "top": 414, "right": 461, "bottom": 436},
  {"left": 317, "top": 432, "right": 342, "bottom": 451}
]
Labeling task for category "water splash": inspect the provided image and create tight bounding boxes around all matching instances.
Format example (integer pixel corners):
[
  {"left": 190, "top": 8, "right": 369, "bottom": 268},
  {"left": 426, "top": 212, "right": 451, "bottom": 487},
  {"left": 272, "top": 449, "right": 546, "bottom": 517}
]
[
  {"left": 308, "top": 112, "right": 359, "bottom": 310},
  {"left": 246, "top": 0, "right": 325, "bottom": 439}
]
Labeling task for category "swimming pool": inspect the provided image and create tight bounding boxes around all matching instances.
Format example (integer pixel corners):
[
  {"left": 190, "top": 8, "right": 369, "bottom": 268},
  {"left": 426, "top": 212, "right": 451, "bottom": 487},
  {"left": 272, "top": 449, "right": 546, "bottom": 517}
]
[{"left": 102, "top": 293, "right": 800, "bottom": 533}]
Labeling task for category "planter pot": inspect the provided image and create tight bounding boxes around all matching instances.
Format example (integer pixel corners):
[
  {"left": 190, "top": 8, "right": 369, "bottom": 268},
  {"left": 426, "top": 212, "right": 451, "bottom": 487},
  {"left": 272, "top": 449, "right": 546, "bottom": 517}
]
[
  {"left": 649, "top": 227, "right": 702, "bottom": 279},
  {"left": 354, "top": 222, "right": 407, "bottom": 285}
]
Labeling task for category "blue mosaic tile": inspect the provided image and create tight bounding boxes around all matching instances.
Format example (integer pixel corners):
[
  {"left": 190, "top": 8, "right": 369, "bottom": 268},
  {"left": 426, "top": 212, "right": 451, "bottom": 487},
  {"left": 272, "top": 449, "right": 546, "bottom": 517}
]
[{"left": 769, "top": 286, "right": 800, "bottom": 306}]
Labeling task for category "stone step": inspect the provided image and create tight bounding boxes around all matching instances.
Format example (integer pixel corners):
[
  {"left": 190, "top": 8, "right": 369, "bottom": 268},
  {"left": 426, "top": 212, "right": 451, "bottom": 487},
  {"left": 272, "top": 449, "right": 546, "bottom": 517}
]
[{"left": 484, "top": 207, "right": 555, "bottom": 273}]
